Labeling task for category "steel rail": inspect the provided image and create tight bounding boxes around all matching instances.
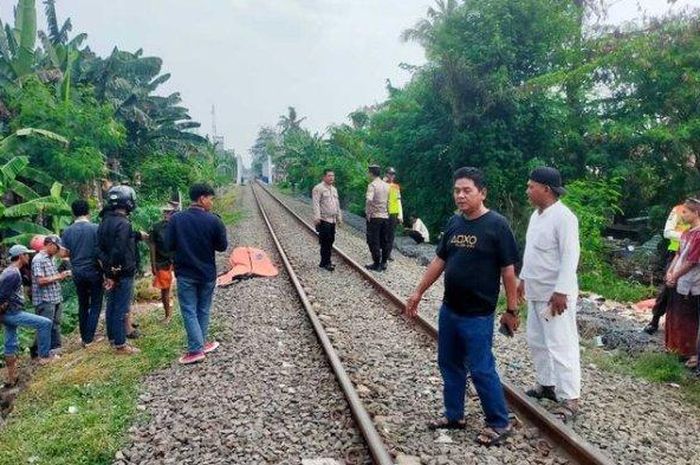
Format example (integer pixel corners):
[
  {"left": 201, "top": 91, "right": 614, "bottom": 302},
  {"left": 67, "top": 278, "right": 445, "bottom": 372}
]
[
  {"left": 254, "top": 181, "right": 615, "bottom": 465},
  {"left": 250, "top": 185, "right": 395, "bottom": 465}
]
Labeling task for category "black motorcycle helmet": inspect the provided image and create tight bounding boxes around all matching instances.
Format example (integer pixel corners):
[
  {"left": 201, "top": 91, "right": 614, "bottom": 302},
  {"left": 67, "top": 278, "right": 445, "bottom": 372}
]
[{"left": 106, "top": 185, "right": 136, "bottom": 212}]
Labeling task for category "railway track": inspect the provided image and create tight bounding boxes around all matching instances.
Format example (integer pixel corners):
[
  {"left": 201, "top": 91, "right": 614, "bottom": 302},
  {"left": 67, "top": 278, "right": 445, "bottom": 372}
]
[{"left": 252, "top": 181, "right": 615, "bottom": 465}]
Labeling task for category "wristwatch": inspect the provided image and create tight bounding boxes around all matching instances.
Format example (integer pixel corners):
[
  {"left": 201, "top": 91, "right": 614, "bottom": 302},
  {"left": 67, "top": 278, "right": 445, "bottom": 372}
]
[{"left": 506, "top": 308, "right": 519, "bottom": 316}]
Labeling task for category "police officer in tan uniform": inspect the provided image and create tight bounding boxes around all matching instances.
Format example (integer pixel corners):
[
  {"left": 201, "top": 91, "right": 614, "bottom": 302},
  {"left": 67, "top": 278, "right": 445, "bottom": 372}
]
[
  {"left": 312, "top": 169, "right": 342, "bottom": 271},
  {"left": 365, "top": 164, "right": 390, "bottom": 271}
]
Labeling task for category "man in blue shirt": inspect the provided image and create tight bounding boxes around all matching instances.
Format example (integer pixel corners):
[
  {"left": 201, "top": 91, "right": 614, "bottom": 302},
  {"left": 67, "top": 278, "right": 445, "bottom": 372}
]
[
  {"left": 405, "top": 167, "right": 520, "bottom": 447},
  {"left": 1, "top": 245, "right": 55, "bottom": 387},
  {"left": 166, "top": 184, "right": 228, "bottom": 365},
  {"left": 62, "top": 200, "right": 103, "bottom": 346}
]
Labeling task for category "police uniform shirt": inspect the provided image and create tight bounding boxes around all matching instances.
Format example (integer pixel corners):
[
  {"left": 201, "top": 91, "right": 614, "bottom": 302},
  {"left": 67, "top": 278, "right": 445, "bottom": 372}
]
[
  {"left": 312, "top": 182, "right": 342, "bottom": 224},
  {"left": 436, "top": 211, "right": 518, "bottom": 315},
  {"left": 365, "top": 178, "right": 390, "bottom": 219}
]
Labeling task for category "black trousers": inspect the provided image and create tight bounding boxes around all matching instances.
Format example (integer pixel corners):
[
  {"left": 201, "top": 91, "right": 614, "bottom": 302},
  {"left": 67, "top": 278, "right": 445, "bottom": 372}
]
[
  {"left": 317, "top": 220, "right": 336, "bottom": 266},
  {"left": 366, "top": 217, "right": 391, "bottom": 265},
  {"left": 651, "top": 251, "right": 678, "bottom": 323},
  {"left": 74, "top": 274, "right": 104, "bottom": 344},
  {"left": 407, "top": 230, "right": 425, "bottom": 244},
  {"left": 386, "top": 214, "right": 400, "bottom": 259}
]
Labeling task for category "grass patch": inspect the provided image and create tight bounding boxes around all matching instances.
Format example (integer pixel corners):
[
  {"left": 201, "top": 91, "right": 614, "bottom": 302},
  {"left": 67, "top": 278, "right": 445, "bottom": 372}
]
[
  {"left": 0, "top": 309, "right": 184, "bottom": 465},
  {"left": 587, "top": 349, "right": 700, "bottom": 407},
  {"left": 214, "top": 186, "right": 244, "bottom": 226},
  {"left": 580, "top": 266, "right": 655, "bottom": 303}
]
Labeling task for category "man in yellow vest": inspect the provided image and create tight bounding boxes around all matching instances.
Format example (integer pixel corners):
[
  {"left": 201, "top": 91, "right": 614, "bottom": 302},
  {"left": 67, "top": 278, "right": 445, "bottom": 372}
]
[
  {"left": 385, "top": 167, "right": 403, "bottom": 262},
  {"left": 644, "top": 203, "right": 691, "bottom": 334}
]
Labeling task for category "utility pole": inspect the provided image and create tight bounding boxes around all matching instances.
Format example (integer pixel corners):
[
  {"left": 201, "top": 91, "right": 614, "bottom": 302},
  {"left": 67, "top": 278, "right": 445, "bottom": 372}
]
[{"left": 211, "top": 104, "right": 217, "bottom": 138}]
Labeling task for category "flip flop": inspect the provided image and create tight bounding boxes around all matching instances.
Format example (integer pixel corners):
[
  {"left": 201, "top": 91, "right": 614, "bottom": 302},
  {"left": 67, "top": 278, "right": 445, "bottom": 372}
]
[
  {"left": 476, "top": 425, "right": 512, "bottom": 447},
  {"left": 552, "top": 400, "right": 579, "bottom": 424},
  {"left": 427, "top": 418, "right": 466, "bottom": 431}
]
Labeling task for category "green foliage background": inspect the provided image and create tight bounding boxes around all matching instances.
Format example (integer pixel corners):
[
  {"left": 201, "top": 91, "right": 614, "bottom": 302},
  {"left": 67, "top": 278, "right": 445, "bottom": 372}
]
[{"left": 250, "top": 1, "right": 699, "bottom": 300}]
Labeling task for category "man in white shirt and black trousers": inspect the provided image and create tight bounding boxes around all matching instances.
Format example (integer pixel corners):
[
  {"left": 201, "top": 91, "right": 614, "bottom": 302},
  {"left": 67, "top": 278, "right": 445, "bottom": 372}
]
[
  {"left": 519, "top": 166, "right": 581, "bottom": 423},
  {"left": 312, "top": 169, "right": 342, "bottom": 271}
]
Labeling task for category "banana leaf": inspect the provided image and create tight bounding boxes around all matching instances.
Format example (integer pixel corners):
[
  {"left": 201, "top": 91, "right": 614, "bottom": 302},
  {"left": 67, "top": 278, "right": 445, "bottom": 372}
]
[
  {"left": 6, "top": 179, "right": 39, "bottom": 200},
  {"left": 2, "top": 220, "right": 52, "bottom": 235},
  {"left": 3, "top": 196, "right": 70, "bottom": 218},
  {"left": 14, "top": 0, "right": 37, "bottom": 78}
]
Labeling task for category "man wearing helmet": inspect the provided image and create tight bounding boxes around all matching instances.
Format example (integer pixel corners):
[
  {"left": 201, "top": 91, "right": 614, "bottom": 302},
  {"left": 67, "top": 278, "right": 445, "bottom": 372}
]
[{"left": 96, "top": 185, "right": 147, "bottom": 355}]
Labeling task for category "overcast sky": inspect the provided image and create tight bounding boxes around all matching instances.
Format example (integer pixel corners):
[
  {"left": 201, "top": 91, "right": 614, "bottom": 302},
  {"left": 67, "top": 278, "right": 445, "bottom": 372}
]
[{"left": 1, "top": 0, "right": 699, "bottom": 165}]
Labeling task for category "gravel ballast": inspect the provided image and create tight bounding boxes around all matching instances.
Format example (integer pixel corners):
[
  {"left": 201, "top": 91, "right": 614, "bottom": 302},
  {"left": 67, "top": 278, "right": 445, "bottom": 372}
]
[
  {"left": 267, "top": 184, "right": 700, "bottom": 465},
  {"left": 115, "top": 187, "right": 370, "bottom": 465},
  {"left": 255, "top": 185, "right": 569, "bottom": 465}
]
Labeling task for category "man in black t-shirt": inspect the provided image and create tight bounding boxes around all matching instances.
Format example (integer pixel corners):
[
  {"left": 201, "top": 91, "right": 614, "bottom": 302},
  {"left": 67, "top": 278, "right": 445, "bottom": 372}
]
[{"left": 405, "top": 167, "right": 520, "bottom": 447}]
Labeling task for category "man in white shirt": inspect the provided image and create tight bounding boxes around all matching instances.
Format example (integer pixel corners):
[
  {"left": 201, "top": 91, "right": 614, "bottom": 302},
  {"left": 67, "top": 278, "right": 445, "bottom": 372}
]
[
  {"left": 407, "top": 216, "right": 430, "bottom": 244},
  {"left": 519, "top": 167, "right": 581, "bottom": 423},
  {"left": 312, "top": 169, "right": 342, "bottom": 271}
]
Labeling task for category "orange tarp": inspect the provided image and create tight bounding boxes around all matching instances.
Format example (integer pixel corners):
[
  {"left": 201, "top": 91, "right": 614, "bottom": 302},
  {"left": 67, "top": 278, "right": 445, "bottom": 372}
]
[
  {"left": 216, "top": 247, "right": 278, "bottom": 287},
  {"left": 632, "top": 298, "right": 656, "bottom": 313}
]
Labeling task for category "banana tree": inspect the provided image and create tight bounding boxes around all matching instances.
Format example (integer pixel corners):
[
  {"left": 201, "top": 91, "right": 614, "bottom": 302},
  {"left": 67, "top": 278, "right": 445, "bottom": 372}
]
[
  {"left": 0, "top": 127, "right": 71, "bottom": 244},
  {"left": 36, "top": 0, "right": 88, "bottom": 101},
  {"left": 0, "top": 156, "right": 71, "bottom": 244},
  {"left": 0, "top": 0, "right": 38, "bottom": 84}
]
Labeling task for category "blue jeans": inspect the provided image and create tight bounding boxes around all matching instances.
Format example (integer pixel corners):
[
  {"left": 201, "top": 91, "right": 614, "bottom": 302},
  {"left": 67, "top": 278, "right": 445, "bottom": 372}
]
[
  {"left": 177, "top": 277, "right": 216, "bottom": 353},
  {"left": 105, "top": 277, "right": 134, "bottom": 347},
  {"left": 74, "top": 274, "right": 104, "bottom": 344},
  {"left": 3, "top": 309, "right": 52, "bottom": 357},
  {"left": 438, "top": 304, "right": 510, "bottom": 428}
]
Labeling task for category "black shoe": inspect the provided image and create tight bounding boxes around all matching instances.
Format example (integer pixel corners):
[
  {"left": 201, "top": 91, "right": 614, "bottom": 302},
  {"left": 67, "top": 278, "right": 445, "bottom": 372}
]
[
  {"left": 365, "top": 263, "right": 381, "bottom": 271},
  {"left": 643, "top": 323, "right": 658, "bottom": 335},
  {"left": 319, "top": 264, "right": 335, "bottom": 272},
  {"left": 380, "top": 262, "right": 387, "bottom": 271},
  {"left": 525, "top": 385, "right": 558, "bottom": 402},
  {"left": 387, "top": 257, "right": 394, "bottom": 261}
]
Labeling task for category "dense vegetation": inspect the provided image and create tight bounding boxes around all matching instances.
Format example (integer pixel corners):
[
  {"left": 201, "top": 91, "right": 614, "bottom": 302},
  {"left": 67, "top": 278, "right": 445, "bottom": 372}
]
[
  {"left": 0, "top": 0, "right": 234, "bottom": 341},
  {"left": 251, "top": 0, "right": 700, "bottom": 300},
  {"left": 0, "top": 0, "right": 234, "bottom": 245}
]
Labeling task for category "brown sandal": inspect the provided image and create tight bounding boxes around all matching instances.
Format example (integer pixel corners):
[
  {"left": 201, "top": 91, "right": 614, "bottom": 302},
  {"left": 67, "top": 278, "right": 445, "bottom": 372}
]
[
  {"left": 427, "top": 417, "right": 466, "bottom": 431},
  {"left": 475, "top": 425, "right": 512, "bottom": 447},
  {"left": 552, "top": 400, "right": 579, "bottom": 424},
  {"left": 114, "top": 345, "right": 141, "bottom": 355}
]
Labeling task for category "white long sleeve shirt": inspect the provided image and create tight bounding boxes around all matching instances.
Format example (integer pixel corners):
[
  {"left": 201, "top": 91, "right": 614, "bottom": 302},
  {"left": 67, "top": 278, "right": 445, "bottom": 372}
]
[
  {"left": 412, "top": 218, "right": 430, "bottom": 242},
  {"left": 520, "top": 201, "right": 580, "bottom": 301},
  {"left": 664, "top": 207, "right": 684, "bottom": 242}
]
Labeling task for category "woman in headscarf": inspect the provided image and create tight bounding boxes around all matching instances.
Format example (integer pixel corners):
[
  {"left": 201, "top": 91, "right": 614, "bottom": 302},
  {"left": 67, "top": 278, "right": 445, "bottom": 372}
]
[{"left": 664, "top": 198, "right": 700, "bottom": 362}]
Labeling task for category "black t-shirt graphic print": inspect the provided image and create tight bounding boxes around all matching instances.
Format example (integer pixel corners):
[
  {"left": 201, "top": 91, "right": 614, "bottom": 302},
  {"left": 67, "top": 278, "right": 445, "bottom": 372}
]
[{"left": 435, "top": 211, "right": 518, "bottom": 316}]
